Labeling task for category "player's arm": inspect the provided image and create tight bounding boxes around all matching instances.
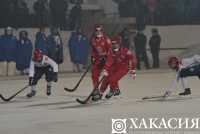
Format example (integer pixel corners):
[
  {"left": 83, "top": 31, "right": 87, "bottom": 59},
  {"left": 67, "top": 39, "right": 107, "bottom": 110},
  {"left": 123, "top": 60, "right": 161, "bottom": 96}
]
[
  {"left": 163, "top": 71, "right": 180, "bottom": 97},
  {"left": 193, "top": 55, "right": 200, "bottom": 63},
  {"left": 45, "top": 56, "right": 58, "bottom": 82},
  {"left": 45, "top": 56, "right": 58, "bottom": 73},
  {"left": 29, "top": 60, "right": 35, "bottom": 77},
  {"left": 127, "top": 50, "right": 137, "bottom": 79},
  {"left": 103, "top": 50, "right": 113, "bottom": 72},
  {"left": 28, "top": 60, "right": 35, "bottom": 86},
  {"left": 90, "top": 39, "right": 98, "bottom": 64}
]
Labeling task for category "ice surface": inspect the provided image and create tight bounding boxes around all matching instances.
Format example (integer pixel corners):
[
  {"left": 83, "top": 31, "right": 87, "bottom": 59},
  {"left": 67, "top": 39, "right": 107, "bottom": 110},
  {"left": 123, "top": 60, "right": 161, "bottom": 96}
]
[{"left": 0, "top": 70, "right": 199, "bottom": 134}]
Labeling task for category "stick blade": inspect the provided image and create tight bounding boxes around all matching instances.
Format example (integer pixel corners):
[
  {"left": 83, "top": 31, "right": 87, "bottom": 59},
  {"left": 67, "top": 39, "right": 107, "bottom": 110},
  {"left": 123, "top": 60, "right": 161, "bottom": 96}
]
[
  {"left": 64, "top": 88, "right": 76, "bottom": 92},
  {"left": 76, "top": 98, "right": 87, "bottom": 104},
  {"left": 0, "top": 94, "right": 10, "bottom": 102}
]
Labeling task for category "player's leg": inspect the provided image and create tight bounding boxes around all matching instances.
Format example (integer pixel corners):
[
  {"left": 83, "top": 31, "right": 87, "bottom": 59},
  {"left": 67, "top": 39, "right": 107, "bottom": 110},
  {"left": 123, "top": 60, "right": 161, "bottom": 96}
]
[
  {"left": 177, "top": 65, "right": 200, "bottom": 95},
  {"left": 92, "top": 78, "right": 109, "bottom": 101},
  {"left": 91, "top": 64, "right": 102, "bottom": 88},
  {"left": 113, "top": 82, "right": 121, "bottom": 96},
  {"left": 45, "top": 66, "right": 55, "bottom": 96},
  {"left": 27, "top": 67, "right": 45, "bottom": 98},
  {"left": 179, "top": 78, "right": 191, "bottom": 95},
  {"left": 106, "top": 66, "right": 128, "bottom": 99}
]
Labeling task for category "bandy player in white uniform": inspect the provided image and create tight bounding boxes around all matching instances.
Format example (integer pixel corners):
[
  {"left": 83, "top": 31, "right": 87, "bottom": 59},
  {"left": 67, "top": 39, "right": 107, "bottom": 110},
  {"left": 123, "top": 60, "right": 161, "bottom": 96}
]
[
  {"left": 164, "top": 55, "right": 200, "bottom": 97},
  {"left": 27, "top": 49, "right": 58, "bottom": 98}
]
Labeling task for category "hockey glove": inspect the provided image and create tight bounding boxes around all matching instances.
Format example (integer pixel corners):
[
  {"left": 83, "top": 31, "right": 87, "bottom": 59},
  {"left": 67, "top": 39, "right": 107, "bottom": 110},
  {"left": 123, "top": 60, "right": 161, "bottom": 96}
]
[
  {"left": 129, "top": 70, "right": 136, "bottom": 79},
  {"left": 163, "top": 90, "right": 172, "bottom": 98},
  {"left": 102, "top": 69, "right": 109, "bottom": 77},
  {"left": 91, "top": 57, "right": 96, "bottom": 65},
  {"left": 100, "top": 57, "right": 106, "bottom": 66},
  {"left": 53, "top": 72, "right": 58, "bottom": 82},
  {"left": 29, "top": 77, "right": 33, "bottom": 86}
]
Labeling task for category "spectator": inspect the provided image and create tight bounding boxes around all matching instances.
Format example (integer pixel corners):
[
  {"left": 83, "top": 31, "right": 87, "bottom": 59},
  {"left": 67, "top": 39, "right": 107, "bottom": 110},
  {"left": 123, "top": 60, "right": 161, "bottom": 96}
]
[
  {"left": 119, "top": 27, "right": 130, "bottom": 49},
  {"left": 33, "top": 0, "right": 49, "bottom": 27},
  {"left": 69, "top": 2, "right": 82, "bottom": 30},
  {"left": 68, "top": 28, "right": 90, "bottom": 72},
  {"left": 149, "top": 28, "right": 161, "bottom": 68},
  {"left": 0, "top": 27, "right": 17, "bottom": 76},
  {"left": 47, "top": 28, "right": 64, "bottom": 65},
  {"left": 16, "top": 31, "right": 33, "bottom": 75},
  {"left": 15, "top": 0, "right": 29, "bottom": 27},
  {"left": 134, "top": 31, "right": 150, "bottom": 70},
  {"left": 50, "top": 0, "right": 68, "bottom": 29},
  {"left": 35, "top": 27, "right": 48, "bottom": 55}
]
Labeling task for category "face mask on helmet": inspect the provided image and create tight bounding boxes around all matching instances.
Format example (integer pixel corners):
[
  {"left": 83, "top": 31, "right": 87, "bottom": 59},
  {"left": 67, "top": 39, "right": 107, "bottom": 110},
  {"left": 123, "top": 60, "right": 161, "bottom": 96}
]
[
  {"left": 168, "top": 57, "right": 179, "bottom": 70},
  {"left": 33, "top": 49, "right": 43, "bottom": 62},
  {"left": 95, "top": 25, "right": 103, "bottom": 38},
  {"left": 112, "top": 42, "right": 120, "bottom": 52},
  {"left": 95, "top": 30, "right": 103, "bottom": 38}
]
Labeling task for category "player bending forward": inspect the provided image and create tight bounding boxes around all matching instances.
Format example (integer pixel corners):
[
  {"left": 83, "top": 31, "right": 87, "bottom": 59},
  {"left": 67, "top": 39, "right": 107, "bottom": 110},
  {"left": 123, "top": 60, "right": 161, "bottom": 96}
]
[
  {"left": 92, "top": 36, "right": 137, "bottom": 101},
  {"left": 27, "top": 49, "right": 58, "bottom": 98},
  {"left": 164, "top": 55, "right": 200, "bottom": 97}
]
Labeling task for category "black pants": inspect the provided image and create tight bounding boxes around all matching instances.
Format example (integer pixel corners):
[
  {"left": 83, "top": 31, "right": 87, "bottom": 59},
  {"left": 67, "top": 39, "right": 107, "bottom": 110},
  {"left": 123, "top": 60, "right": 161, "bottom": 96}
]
[
  {"left": 151, "top": 49, "right": 160, "bottom": 68},
  {"left": 136, "top": 51, "right": 150, "bottom": 69},
  {"left": 179, "top": 64, "right": 200, "bottom": 78},
  {"left": 32, "top": 66, "right": 55, "bottom": 85}
]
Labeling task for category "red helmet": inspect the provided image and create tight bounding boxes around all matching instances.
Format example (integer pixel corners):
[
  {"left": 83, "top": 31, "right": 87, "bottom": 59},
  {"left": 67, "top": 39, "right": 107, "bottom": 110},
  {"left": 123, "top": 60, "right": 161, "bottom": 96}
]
[
  {"left": 95, "top": 25, "right": 103, "bottom": 38},
  {"left": 33, "top": 49, "right": 43, "bottom": 61},
  {"left": 168, "top": 56, "right": 179, "bottom": 70},
  {"left": 111, "top": 36, "right": 122, "bottom": 52},
  {"left": 111, "top": 36, "right": 122, "bottom": 45}
]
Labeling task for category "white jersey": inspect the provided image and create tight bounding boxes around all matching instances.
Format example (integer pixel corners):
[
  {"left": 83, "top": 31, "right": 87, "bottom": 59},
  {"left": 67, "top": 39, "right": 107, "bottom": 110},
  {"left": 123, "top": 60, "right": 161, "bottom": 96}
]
[
  {"left": 180, "top": 55, "right": 200, "bottom": 69},
  {"left": 29, "top": 55, "right": 58, "bottom": 77}
]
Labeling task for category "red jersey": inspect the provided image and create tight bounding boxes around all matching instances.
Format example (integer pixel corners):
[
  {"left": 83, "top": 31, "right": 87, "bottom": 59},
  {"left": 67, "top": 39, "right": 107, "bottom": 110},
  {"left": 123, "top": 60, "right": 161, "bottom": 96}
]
[
  {"left": 91, "top": 36, "right": 112, "bottom": 60},
  {"left": 104, "top": 48, "right": 137, "bottom": 71}
]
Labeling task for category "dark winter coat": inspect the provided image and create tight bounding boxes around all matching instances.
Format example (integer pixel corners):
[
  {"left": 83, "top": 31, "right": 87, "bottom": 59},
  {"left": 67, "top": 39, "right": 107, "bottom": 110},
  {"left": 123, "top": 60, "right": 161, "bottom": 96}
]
[
  {"left": 35, "top": 32, "right": 48, "bottom": 55},
  {"left": 16, "top": 38, "right": 33, "bottom": 70},
  {"left": 134, "top": 33, "right": 147, "bottom": 53},
  {"left": 0, "top": 35, "right": 17, "bottom": 62},
  {"left": 149, "top": 34, "right": 161, "bottom": 52},
  {"left": 68, "top": 32, "right": 89, "bottom": 65},
  {"left": 47, "top": 34, "right": 64, "bottom": 64}
]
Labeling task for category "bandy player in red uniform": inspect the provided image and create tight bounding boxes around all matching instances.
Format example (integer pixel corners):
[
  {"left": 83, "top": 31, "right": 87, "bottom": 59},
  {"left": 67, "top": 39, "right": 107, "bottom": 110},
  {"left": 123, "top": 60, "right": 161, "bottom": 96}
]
[
  {"left": 90, "top": 25, "right": 112, "bottom": 99},
  {"left": 92, "top": 36, "right": 137, "bottom": 101}
]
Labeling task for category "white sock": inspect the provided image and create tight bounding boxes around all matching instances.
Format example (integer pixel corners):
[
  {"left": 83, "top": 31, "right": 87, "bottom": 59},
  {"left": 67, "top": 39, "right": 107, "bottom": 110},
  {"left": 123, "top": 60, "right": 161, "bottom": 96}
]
[
  {"left": 31, "top": 85, "right": 36, "bottom": 92},
  {"left": 180, "top": 78, "right": 189, "bottom": 90}
]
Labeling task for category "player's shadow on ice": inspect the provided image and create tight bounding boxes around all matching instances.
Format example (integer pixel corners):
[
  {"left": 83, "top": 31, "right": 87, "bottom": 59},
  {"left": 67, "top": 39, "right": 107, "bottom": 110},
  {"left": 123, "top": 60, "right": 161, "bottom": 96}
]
[
  {"left": 55, "top": 101, "right": 105, "bottom": 110},
  {"left": 140, "top": 95, "right": 200, "bottom": 102},
  {"left": 23, "top": 100, "right": 77, "bottom": 108},
  {"left": 0, "top": 96, "right": 46, "bottom": 104}
]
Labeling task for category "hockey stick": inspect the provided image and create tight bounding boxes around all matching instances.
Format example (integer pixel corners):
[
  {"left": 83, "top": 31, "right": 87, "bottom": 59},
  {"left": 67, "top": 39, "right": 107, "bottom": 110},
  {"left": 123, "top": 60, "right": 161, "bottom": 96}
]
[
  {"left": 64, "top": 65, "right": 91, "bottom": 92},
  {"left": 76, "top": 76, "right": 105, "bottom": 104},
  {"left": 142, "top": 95, "right": 165, "bottom": 100},
  {"left": 0, "top": 85, "right": 29, "bottom": 102}
]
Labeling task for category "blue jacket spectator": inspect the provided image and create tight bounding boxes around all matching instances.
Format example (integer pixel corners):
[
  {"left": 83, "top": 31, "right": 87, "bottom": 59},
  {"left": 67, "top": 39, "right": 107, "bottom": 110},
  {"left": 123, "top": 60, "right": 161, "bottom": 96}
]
[
  {"left": 35, "top": 27, "right": 48, "bottom": 55},
  {"left": 16, "top": 31, "right": 33, "bottom": 72},
  {"left": 0, "top": 36, "right": 3, "bottom": 61},
  {"left": 47, "top": 28, "right": 64, "bottom": 64},
  {"left": 0, "top": 27, "right": 17, "bottom": 62},
  {"left": 68, "top": 28, "right": 89, "bottom": 72}
]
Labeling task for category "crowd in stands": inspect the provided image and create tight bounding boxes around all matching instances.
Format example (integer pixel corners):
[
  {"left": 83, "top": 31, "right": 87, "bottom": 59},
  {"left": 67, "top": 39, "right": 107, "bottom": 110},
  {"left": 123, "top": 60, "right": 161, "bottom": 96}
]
[
  {"left": 113, "top": 0, "right": 200, "bottom": 25},
  {"left": 0, "top": 0, "right": 82, "bottom": 30}
]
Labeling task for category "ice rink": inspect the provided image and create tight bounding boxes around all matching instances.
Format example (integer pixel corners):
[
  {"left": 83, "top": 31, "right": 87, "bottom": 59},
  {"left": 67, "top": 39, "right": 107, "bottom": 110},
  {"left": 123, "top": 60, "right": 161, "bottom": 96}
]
[{"left": 0, "top": 69, "right": 200, "bottom": 134}]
